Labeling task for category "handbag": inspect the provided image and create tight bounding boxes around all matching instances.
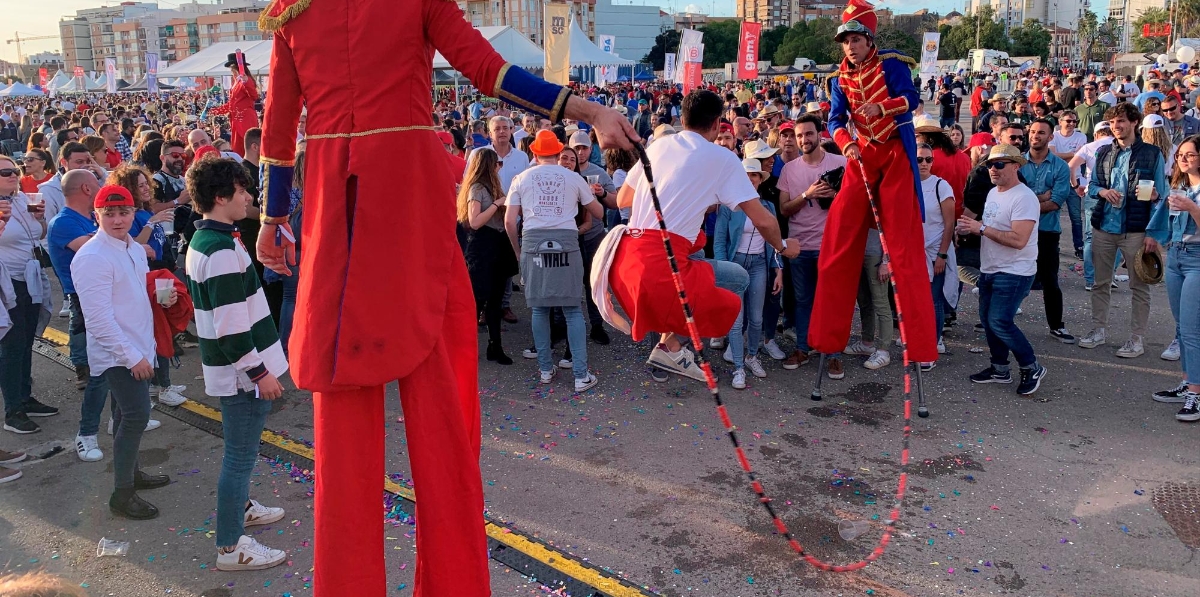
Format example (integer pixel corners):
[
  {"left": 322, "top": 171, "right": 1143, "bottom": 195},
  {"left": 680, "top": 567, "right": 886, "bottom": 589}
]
[{"left": 817, "top": 166, "right": 845, "bottom": 210}]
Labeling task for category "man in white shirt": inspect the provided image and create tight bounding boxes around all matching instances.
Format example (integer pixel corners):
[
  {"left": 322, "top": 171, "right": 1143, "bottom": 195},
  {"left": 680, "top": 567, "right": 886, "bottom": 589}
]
[
  {"left": 955, "top": 144, "right": 1047, "bottom": 396},
  {"left": 469, "top": 115, "right": 529, "bottom": 323},
  {"left": 71, "top": 184, "right": 171, "bottom": 521},
  {"left": 1048, "top": 113, "right": 1087, "bottom": 161},
  {"left": 1098, "top": 79, "right": 1118, "bottom": 107}
]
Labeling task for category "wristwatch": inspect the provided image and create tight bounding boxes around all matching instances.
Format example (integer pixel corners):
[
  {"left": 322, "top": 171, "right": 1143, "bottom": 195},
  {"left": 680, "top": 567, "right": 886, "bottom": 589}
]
[
  {"left": 937, "top": 252, "right": 949, "bottom": 259},
  {"left": 979, "top": 224, "right": 988, "bottom": 235}
]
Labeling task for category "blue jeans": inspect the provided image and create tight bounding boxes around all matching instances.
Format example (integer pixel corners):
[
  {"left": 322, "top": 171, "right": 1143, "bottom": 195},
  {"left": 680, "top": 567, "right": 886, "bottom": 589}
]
[
  {"left": 532, "top": 305, "right": 588, "bottom": 380},
  {"left": 978, "top": 272, "right": 1037, "bottom": 369},
  {"left": 1166, "top": 244, "right": 1200, "bottom": 385},
  {"left": 689, "top": 252, "right": 749, "bottom": 296},
  {"left": 104, "top": 367, "right": 152, "bottom": 491},
  {"left": 278, "top": 261, "right": 300, "bottom": 356},
  {"left": 0, "top": 280, "right": 40, "bottom": 418},
  {"left": 216, "top": 389, "right": 273, "bottom": 547},
  {"left": 791, "top": 250, "right": 820, "bottom": 353},
  {"left": 1065, "top": 193, "right": 1083, "bottom": 251},
  {"left": 67, "top": 293, "right": 87, "bottom": 367},
  {"left": 77, "top": 374, "right": 113, "bottom": 437},
  {"left": 728, "top": 252, "right": 767, "bottom": 368},
  {"left": 154, "top": 356, "right": 172, "bottom": 388},
  {"left": 931, "top": 270, "right": 947, "bottom": 342}
]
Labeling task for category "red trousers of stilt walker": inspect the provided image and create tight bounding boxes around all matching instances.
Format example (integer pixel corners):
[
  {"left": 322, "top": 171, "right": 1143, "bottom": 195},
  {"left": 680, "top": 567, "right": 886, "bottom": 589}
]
[{"left": 808, "top": 137, "right": 939, "bottom": 363}]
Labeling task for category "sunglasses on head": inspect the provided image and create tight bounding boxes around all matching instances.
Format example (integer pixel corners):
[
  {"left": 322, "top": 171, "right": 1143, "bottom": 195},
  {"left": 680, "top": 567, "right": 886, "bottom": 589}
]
[{"left": 987, "top": 161, "right": 1012, "bottom": 170}]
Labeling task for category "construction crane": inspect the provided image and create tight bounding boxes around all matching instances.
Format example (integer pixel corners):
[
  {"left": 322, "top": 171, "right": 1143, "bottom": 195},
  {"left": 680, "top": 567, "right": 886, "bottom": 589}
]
[{"left": 6, "top": 32, "right": 58, "bottom": 65}]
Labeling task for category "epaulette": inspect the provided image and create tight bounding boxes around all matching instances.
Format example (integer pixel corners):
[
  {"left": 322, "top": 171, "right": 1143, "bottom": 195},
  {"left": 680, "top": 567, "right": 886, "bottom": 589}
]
[
  {"left": 258, "top": 0, "right": 312, "bottom": 32},
  {"left": 878, "top": 51, "right": 917, "bottom": 67}
]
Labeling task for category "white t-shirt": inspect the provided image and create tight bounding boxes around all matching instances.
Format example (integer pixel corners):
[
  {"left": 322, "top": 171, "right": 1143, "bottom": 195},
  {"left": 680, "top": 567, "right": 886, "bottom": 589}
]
[
  {"left": 1049, "top": 130, "right": 1088, "bottom": 157},
  {"left": 624, "top": 130, "right": 759, "bottom": 243},
  {"left": 1099, "top": 91, "right": 1118, "bottom": 106},
  {"left": 736, "top": 215, "right": 766, "bottom": 254},
  {"left": 1122, "top": 82, "right": 1141, "bottom": 97},
  {"left": 468, "top": 144, "right": 529, "bottom": 192},
  {"left": 507, "top": 164, "right": 595, "bottom": 232},
  {"left": 1074, "top": 136, "right": 1113, "bottom": 188},
  {"left": 920, "top": 175, "right": 955, "bottom": 257},
  {"left": 981, "top": 184, "right": 1040, "bottom": 277}
]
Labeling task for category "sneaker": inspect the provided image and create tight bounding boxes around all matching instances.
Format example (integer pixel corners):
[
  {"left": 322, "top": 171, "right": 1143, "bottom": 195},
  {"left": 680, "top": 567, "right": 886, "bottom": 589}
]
[
  {"left": 1050, "top": 328, "right": 1076, "bottom": 344},
  {"left": 574, "top": 373, "right": 599, "bottom": 393},
  {"left": 107, "top": 418, "right": 163, "bottom": 435},
  {"left": 826, "top": 357, "right": 845, "bottom": 380},
  {"left": 919, "top": 361, "right": 936, "bottom": 372},
  {"left": 244, "top": 499, "right": 286, "bottom": 527},
  {"left": 709, "top": 337, "right": 726, "bottom": 350},
  {"left": 557, "top": 358, "right": 573, "bottom": 370},
  {"left": 0, "top": 466, "right": 20, "bottom": 485},
  {"left": 1112, "top": 281, "right": 1119, "bottom": 288},
  {"left": 156, "top": 387, "right": 187, "bottom": 407},
  {"left": 22, "top": 399, "right": 59, "bottom": 417},
  {"left": 731, "top": 368, "right": 747, "bottom": 389},
  {"left": 539, "top": 369, "right": 555, "bottom": 384},
  {"left": 1077, "top": 328, "right": 1106, "bottom": 349},
  {"left": 58, "top": 303, "right": 69, "bottom": 318},
  {"left": 762, "top": 339, "right": 787, "bottom": 361},
  {"left": 745, "top": 356, "right": 767, "bottom": 379},
  {"left": 1153, "top": 380, "right": 1190, "bottom": 403},
  {"left": 1176, "top": 392, "right": 1200, "bottom": 422},
  {"left": 782, "top": 349, "right": 809, "bottom": 370},
  {"left": 168, "top": 384, "right": 187, "bottom": 394},
  {"left": 0, "top": 449, "right": 26, "bottom": 465},
  {"left": 175, "top": 331, "right": 200, "bottom": 348},
  {"left": 647, "top": 344, "right": 708, "bottom": 382},
  {"left": 844, "top": 340, "right": 876, "bottom": 356},
  {"left": 1161, "top": 339, "right": 1181, "bottom": 361},
  {"left": 1075, "top": 247, "right": 1084, "bottom": 260},
  {"left": 216, "top": 536, "right": 287, "bottom": 571},
  {"left": 75, "top": 434, "right": 103, "bottom": 462},
  {"left": 1084, "top": 283, "right": 1094, "bottom": 291},
  {"left": 970, "top": 366, "right": 1013, "bottom": 384},
  {"left": 522, "top": 347, "right": 537, "bottom": 359},
  {"left": 936, "top": 338, "right": 946, "bottom": 354},
  {"left": 974, "top": 322, "right": 985, "bottom": 332},
  {"left": 864, "top": 350, "right": 891, "bottom": 370},
  {"left": 502, "top": 308, "right": 519, "bottom": 324},
  {"left": 722, "top": 345, "right": 734, "bottom": 364},
  {"left": 1017, "top": 365, "right": 1047, "bottom": 395},
  {"left": 1115, "top": 336, "right": 1144, "bottom": 358},
  {"left": 1114, "top": 274, "right": 1129, "bottom": 282},
  {"left": 3, "top": 413, "right": 40, "bottom": 434},
  {"left": 590, "top": 327, "right": 610, "bottom": 345}
]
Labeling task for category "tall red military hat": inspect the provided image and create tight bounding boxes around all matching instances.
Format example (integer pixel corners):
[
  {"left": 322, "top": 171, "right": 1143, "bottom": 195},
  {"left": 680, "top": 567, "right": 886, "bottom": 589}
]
[{"left": 835, "top": 0, "right": 878, "bottom": 42}]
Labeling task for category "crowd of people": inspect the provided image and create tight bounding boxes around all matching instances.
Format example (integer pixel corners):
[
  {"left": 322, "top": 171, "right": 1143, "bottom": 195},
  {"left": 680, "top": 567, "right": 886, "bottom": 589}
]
[{"left": 0, "top": 55, "right": 1198, "bottom": 578}]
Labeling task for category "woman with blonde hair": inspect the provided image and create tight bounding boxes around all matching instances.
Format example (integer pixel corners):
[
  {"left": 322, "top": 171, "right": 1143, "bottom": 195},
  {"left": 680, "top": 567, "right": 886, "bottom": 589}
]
[
  {"left": 457, "top": 147, "right": 517, "bottom": 364},
  {"left": 1142, "top": 114, "right": 1176, "bottom": 176}
]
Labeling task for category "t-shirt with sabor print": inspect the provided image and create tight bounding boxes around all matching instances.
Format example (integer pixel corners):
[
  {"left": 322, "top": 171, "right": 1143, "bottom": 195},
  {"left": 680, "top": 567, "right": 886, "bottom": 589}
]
[{"left": 507, "top": 164, "right": 595, "bottom": 232}]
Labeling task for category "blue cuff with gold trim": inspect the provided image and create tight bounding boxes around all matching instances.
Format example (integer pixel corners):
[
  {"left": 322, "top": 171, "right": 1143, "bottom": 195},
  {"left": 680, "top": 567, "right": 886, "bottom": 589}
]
[
  {"left": 494, "top": 64, "right": 571, "bottom": 122},
  {"left": 261, "top": 162, "right": 294, "bottom": 219}
]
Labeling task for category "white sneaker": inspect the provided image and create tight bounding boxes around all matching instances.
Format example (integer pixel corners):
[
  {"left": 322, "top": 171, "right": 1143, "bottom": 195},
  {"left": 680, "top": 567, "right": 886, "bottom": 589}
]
[
  {"left": 167, "top": 384, "right": 186, "bottom": 394},
  {"left": 745, "top": 356, "right": 767, "bottom": 379},
  {"left": 762, "top": 339, "right": 787, "bottom": 360},
  {"left": 107, "top": 418, "right": 162, "bottom": 435},
  {"left": 709, "top": 337, "right": 726, "bottom": 350},
  {"left": 557, "top": 358, "right": 573, "bottom": 370},
  {"left": 574, "top": 373, "right": 598, "bottom": 392},
  {"left": 937, "top": 338, "right": 946, "bottom": 354},
  {"left": 58, "top": 304, "right": 70, "bottom": 318},
  {"left": 722, "top": 345, "right": 734, "bottom": 364},
  {"left": 216, "top": 535, "right": 287, "bottom": 571},
  {"left": 156, "top": 387, "right": 187, "bottom": 407},
  {"left": 75, "top": 434, "right": 103, "bottom": 462},
  {"left": 1114, "top": 274, "right": 1129, "bottom": 282},
  {"left": 522, "top": 348, "right": 538, "bottom": 359},
  {"left": 244, "top": 499, "right": 285, "bottom": 527},
  {"left": 647, "top": 344, "right": 708, "bottom": 382},
  {"left": 864, "top": 350, "right": 891, "bottom": 370},
  {"left": 1116, "top": 336, "right": 1144, "bottom": 358},
  {"left": 539, "top": 369, "right": 555, "bottom": 384},
  {"left": 731, "top": 368, "right": 747, "bottom": 389},
  {"left": 1162, "top": 339, "right": 1181, "bottom": 361},
  {"left": 844, "top": 340, "right": 876, "bottom": 356},
  {"left": 1078, "top": 328, "right": 1106, "bottom": 349}
]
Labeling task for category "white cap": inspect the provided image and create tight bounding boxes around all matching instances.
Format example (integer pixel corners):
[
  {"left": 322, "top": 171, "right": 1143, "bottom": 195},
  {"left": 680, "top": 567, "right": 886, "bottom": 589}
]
[
  {"left": 1142, "top": 114, "right": 1166, "bottom": 129},
  {"left": 569, "top": 130, "right": 591, "bottom": 148},
  {"left": 742, "top": 157, "right": 764, "bottom": 175}
]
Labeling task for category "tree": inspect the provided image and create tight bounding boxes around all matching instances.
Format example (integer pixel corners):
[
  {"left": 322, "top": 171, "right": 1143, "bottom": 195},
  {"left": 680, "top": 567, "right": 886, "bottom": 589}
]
[
  {"left": 939, "top": 6, "right": 1010, "bottom": 60},
  {"left": 1009, "top": 18, "right": 1050, "bottom": 63},
  {"left": 875, "top": 27, "right": 920, "bottom": 59},
  {"left": 698, "top": 19, "right": 741, "bottom": 69},
  {"left": 760, "top": 25, "right": 790, "bottom": 67},
  {"left": 774, "top": 18, "right": 839, "bottom": 66},
  {"left": 643, "top": 29, "right": 681, "bottom": 70},
  {"left": 1078, "top": 11, "right": 1120, "bottom": 66},
  {"left": 1133, "top": 7, "right": 1170, "bottom": 53}
]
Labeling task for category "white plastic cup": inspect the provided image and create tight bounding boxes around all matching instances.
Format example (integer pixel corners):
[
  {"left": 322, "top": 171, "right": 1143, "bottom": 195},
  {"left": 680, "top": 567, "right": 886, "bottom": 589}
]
[
  {"left": 96, "top": 538, "right": 130, "bottom": 557},
  {"left": 155, "top": 278, "right": 172, "bottom": 306},
  {"left": 1169, "top": 190, "right": 1188, "bottom": 216},
  {"left": 1137, "top": 180, "right": 1154, "bottom": 202},
  {"left": 159, "top": 219, "right": 175, "bottom": 235},
  {"left": 587, "top": 175, "right": 600, "bottom": 186},
  {"left": 838, "top": 520, "right": 871, "bottom": 541}
]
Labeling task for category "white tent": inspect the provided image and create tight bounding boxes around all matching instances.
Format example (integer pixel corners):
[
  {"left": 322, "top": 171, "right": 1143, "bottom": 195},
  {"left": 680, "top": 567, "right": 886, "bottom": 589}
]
[
  {"left": 158, "top": 41, "right": 274, "bottom": 78},
  {"left": 566, "top": 20, "right": 633, "bottom": 67},
  {"left": 0, "top": 83, "right": 44, "bottom": 97},
  {"left": 433, "top": 26, "right": 545, "bottom": 69},
  {"left": 53, "top": 76, "right": 94, "bottom": 93},
  {"left": 46, "top": 70, "right": 72, "bottom": 91}
]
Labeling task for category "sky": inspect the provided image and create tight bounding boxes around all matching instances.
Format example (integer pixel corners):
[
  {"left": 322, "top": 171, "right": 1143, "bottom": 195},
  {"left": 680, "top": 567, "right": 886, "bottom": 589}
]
[{"left": 5, "top": 0, "right": 1113, "bottom": 64}]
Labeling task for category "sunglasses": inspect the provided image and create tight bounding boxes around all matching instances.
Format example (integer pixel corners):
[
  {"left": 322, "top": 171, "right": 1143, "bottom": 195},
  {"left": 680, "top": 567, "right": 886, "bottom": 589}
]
[
  {"left": 916, "top": 157, "right": 934, "bottom": 164},
  {"left": 987, "top": 161, "right": 1012, "bottom": 170},
  {"left": 0, "top": 168, "right": 18, "bottom": 177},
  {"left": 1006, "top": 135, "right": 1026, "bottom": 142},
  {"left": 1062, "top": 120, "right": 1078, "bottom": 124},
  {"left": 1164, "top": 106, "right": 1179, "bottom": 113}
]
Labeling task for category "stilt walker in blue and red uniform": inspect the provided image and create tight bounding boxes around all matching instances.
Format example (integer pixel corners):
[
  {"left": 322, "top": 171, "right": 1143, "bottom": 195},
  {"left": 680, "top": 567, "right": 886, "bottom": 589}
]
[{"left": 808, "top": 0, "right": 939, "bottom": 364}]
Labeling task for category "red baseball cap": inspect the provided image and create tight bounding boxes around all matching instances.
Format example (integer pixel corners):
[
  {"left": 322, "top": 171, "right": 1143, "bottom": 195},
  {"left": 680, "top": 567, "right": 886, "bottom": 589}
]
[
  {"left": 968, "top": 132, "right": 996, "bottom": 149},
  {"left": 778, "top": 122, "right": 796, "bottom": 132},
  {"left": 436, "top": 131, "right": 454, "bottom": 145},
  {"left": 720, "top": 123, "right": 733, "bottom": 133},
  {"left": 94, "top": 184, "right": 135, "bottom": 209},
  {"left": 193, "top": 144, "right": 221, "bottom": 162}
]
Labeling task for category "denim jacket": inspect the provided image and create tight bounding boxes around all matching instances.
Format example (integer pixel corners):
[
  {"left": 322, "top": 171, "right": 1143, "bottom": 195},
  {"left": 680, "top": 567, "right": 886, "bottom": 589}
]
[
  {"left": 714, "top": 199, "right": 779, "bottom": 268},
  {"left": 1147, "top": 184, "right": 1199, "bottom": 244}
]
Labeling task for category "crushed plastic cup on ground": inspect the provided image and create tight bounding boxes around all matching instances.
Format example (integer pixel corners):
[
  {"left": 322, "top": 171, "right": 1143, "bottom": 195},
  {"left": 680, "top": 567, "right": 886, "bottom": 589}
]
[
  {"left": 838, "top": 520, "right": 871, "bottom": 541},
  {"left": 96, "top": 538, "right": 130, "bottom": 557}
]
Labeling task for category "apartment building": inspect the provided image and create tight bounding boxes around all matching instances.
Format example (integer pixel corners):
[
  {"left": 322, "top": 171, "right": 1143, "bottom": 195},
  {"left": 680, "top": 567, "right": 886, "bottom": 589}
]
[{"left": 458, "top": 0, "right": 597, "bottom": 45}]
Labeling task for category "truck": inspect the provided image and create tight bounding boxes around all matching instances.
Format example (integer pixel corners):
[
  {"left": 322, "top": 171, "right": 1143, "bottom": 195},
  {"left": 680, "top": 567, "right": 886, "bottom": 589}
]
[{"left": 970, "top": 49, "right": 1013, "bottom": 73}]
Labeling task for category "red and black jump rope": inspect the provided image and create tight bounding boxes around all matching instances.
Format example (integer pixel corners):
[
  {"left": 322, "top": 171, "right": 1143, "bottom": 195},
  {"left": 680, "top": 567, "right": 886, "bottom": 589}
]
[{"left": 630, "top": 143, "right": 928, "bottom": 571}]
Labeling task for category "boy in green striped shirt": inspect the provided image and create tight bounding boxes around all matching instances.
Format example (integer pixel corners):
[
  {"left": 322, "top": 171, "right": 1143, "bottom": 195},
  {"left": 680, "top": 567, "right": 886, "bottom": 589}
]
[{"left": 184, "top": 156, "right": 290, "bottom": 571}]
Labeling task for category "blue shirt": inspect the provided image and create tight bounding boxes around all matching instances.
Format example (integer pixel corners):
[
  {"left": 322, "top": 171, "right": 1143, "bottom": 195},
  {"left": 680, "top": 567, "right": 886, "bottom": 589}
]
[
  {"left": 129, "top": 210, "right": 164, "bottom": 261},
  {"left": 1090, "top": 145, "right": 1169, "bottom": 234},
  {"left": 46, "top": 206, "right": 97, "bottom": 294},
  {"left": 1020, "top": 152, "right": 1072, "bottom": 233},
  {"left": 1147, "top": 185, "right": 1198, "bottom": 244},
  {"left": 1133, "top": 91, "right": 1165, "bottom": 110}
]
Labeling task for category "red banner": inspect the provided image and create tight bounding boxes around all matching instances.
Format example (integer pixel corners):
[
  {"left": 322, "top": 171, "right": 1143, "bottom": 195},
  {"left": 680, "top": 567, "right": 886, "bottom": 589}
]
[
  {"left": 72, "top": 65, "right": 85, "bottom": 78},
  {"left": 1143, "top": 23, "right": 1172, "bottom": 38},
  {"left": 38, "top": 68, "right": 47, "bottom": 87},
  {"left": 682, "top": 61, "right": 704, "bottom": 94},
  {"left": 737, "top": 22, "right": 762, "bottom": 80}
]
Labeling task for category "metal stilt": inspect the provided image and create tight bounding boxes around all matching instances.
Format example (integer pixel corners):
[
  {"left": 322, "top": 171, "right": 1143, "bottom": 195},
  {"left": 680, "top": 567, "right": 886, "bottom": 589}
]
[
  {"left": 913, "top": 361, "right": 930, "bottom": 418},
  {"left": 811, "top": 353, "right": 827, "bottom": 401}
]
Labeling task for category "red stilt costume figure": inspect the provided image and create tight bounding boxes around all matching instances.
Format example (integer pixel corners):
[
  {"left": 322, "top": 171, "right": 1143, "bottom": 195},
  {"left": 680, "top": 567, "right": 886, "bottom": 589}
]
[
  {"left": 252, "top": 1, "right": 636, "bottom": 596},
  {"left": 808, "top": 0, "right": 938, "bottom": 363},
  {"left": 207, "top": 51, "right": 259, "bottom": 156}
]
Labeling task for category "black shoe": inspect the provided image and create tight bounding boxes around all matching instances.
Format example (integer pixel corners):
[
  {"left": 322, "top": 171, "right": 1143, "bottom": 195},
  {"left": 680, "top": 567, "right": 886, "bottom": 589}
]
[
  {"left": 1074, "top": 248, "right": 1084, "bottom": 260},
  {"left": 486, "top": 342, "right": 514, "bottom": 365},
  {"left": 109, "top": 490, "right": 160, "bottom": 520},
  {"left": 22, "top": 398, "right": 59, "bottom": 417},
  {"left": 944, "top": 313, "right": 957, "bottom": 327},
  {"left": 1176, "top": 392, "right": 1200, "bottom": 422},
  {"left": 1153, "top": 381, "right": 1190, "bottom": 403},
  {"left": 134, "top": 470, "right": 171, "bottom": 490},
  {"left": 1049, "top": 328, "right": 1076, "bottom": 344},
  {"left": 2, "top": 413, "right": 40, "bottom": 434},
  {"left": 75, "top": 364, "right": 90, "bottom": 391},
  {"left": 590, "top": 326, "right": 611, "bottom": 345},
  {"left": 1017, "top": 365, "right": 1047, "bottom": 395},
  {"left": 974, "top": 322, "right": 985, "bottom": 332},
  {"left": 969, "top": 366, "right": 1013, "bottom": 384}
]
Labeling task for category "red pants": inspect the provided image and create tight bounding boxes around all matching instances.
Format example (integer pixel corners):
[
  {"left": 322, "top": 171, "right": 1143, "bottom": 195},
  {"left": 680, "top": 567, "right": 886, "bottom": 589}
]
[
  {"left": 312, "top": 261, "right": 489, "bottom": 597},
  {"left": 809, "top": 137, "right": 938, "bottom": 363}
]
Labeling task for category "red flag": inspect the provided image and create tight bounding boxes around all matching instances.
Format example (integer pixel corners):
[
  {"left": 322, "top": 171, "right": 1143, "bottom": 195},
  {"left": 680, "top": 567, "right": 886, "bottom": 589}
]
[
  {"left": 683, "top": 62, "right": 704, "bottom": 94},
  {"left": 38, "top": 68, "right": 47, "bottom": 87},
  {"left": 737, "top": 22, "right": 762, "bottom": 81},
  {"left": 72, "top": 65, "right": 85, "bottom": 78}
]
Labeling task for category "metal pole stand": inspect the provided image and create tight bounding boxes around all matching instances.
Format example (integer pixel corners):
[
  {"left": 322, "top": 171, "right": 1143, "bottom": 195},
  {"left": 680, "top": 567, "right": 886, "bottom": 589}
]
[
  {"left": 810, "top": 353, "right": 827, "bottom": 401},
  {"left": 913, "top": 361, "right": 930, "bottom": 418}
]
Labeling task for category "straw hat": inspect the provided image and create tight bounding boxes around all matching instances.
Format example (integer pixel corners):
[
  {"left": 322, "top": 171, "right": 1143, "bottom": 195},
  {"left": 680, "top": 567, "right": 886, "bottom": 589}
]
[
  {"left": 753, "top": 104, "right": 782, "bottom": 121},
  {"left": 1134, "top": 246, "right": 1165, "bottom": 284},
  {"left": 913, "top": 114, "right": 943, "bottom": 133},
  {"left": 985, "top": 143, "right": 1028, "bottom": 166},
  {"left": 742, "top": 139, "right": 779, "bottom": 160},
  {"left": 805, "top": 101, "right": 823, "bottom": 113},
  {"left": 652, "top": 123, "right": 677, "bottom": 139},
  {"left": 528, "top": 129, "right": 564, "bottom": 157}
]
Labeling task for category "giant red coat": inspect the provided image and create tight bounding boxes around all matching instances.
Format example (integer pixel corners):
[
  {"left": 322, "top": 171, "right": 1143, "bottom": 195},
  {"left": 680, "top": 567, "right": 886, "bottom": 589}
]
[{"left": 208, "top": 75, "right": 259, "bottom": 155}]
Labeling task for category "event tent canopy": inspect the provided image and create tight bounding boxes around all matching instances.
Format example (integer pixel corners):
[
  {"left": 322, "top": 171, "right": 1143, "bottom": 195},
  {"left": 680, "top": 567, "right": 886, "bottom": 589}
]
[
  {"left": 46, "top": 70, "right": 72, "bottom": 90},
  {"left": 566, "top": 20, "right": 633, "bottom": 67},
  {"left": 0, "top": 83, "right": 43, "bottom": 97},
  {"left": 121, "top": 76, "right": 176, "bottom": 91},
  {"left": 158, "top": 41, "right": 273, "bottom": 78},
  {"left": 433, "top": 26, "right": 544, "bottom": 69}
]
